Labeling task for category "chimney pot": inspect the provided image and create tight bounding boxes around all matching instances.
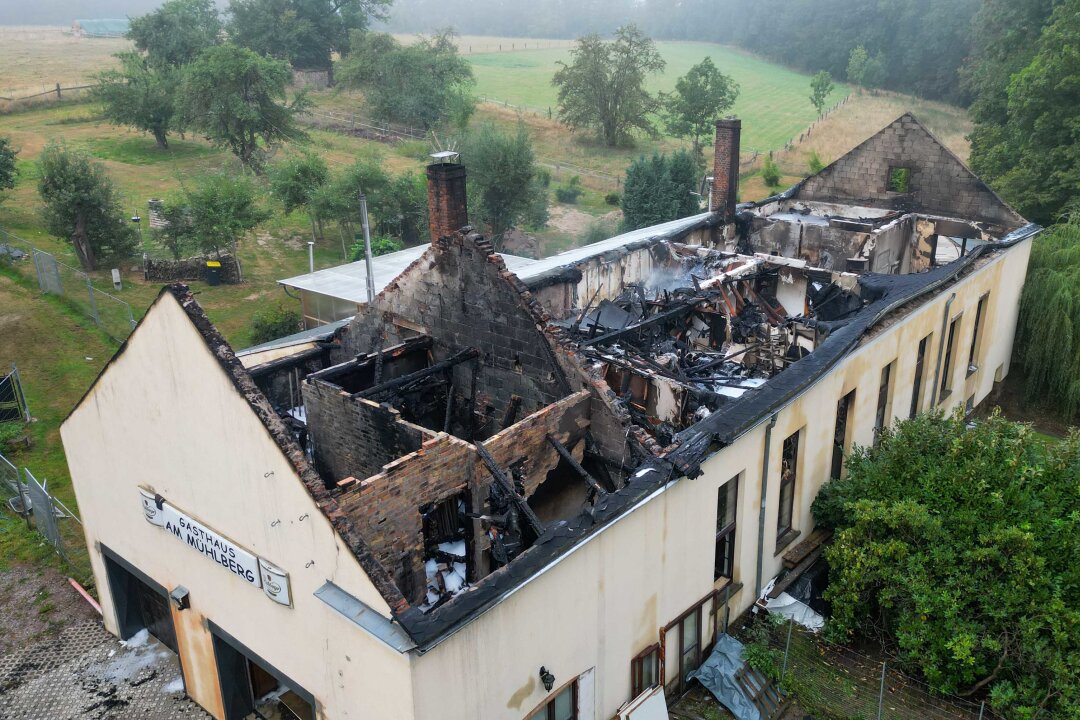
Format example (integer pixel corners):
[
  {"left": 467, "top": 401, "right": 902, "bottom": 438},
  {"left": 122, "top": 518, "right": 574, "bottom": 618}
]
[{"left": 711, "top": 118, "right": 741, "bottom": 224}]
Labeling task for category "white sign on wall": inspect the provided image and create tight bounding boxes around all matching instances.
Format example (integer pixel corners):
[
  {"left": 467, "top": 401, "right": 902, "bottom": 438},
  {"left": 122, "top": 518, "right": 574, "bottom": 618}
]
[{"left": 139, "top": 489, "right": 291, "bottom": 606}]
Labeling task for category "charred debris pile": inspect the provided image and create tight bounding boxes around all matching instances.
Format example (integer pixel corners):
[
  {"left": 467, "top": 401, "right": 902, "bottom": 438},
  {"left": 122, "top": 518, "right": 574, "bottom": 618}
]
[{"left": 562, "top": 244, "right": 864, "bottom": 444}]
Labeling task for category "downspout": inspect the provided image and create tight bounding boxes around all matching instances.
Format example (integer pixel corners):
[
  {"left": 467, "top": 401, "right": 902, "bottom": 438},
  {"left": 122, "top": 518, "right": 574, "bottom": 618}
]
[
  {"left": 929, "top": 293, "right": 956, "bottom": 407},
  {"left": 754, "top": 413, "right": 779, "bottom": 599}
]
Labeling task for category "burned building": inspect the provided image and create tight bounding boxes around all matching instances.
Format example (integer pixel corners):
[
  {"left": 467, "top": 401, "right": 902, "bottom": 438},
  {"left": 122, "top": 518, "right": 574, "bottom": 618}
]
[{"left": 62, "top": 114, "right": 1038, "bottom": 720}]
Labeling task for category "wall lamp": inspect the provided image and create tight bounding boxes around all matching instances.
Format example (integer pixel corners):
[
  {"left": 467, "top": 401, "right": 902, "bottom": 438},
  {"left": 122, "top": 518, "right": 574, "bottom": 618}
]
[{"left": 539, "top": 666, "right": 555, "bottom": 692}]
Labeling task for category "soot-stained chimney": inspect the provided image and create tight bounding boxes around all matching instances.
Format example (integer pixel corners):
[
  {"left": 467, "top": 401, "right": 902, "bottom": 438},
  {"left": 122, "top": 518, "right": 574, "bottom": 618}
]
[
  {"left": 711, "top": 118, "right": 741, "bottom": 224},
  {"left": 426, "top": 153, "right": 468, "bottom": 243}
]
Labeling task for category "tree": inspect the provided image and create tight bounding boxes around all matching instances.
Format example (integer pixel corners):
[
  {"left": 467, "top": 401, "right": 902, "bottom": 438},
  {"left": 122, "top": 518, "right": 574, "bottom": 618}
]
[
  {"left": 761, "top": 156, "right": 781, "bottom": 189},
  {"left": 809, "top": 70, "right": 833, "bottom": 117},
  {"left": 160, "top": 172, "right": 270, "bottom": 257},
  {"left": 337, "top": 30, "right": 475, "bottom": 129},
  {"left": 552, "top": 25, "right": 666, "bottom": 147},
  {"left": 93, "top": 53, "right": 180, "bottom": 149},
  {"left": 37, "top": 143, "right": 137, "bottom": 271},
  {"left": 813, "top": 411, "right": 1080, "bottom": 719},
  {"left": 665, "top": 57, "right": 740, "bottom": 156},
  {"left": 460, "top": 122, "right": 548, "bottom": 247},
  {"left": 228, "top": 0, "right": 391, "bottom": 74},
  {"left": 621, "top": 150, "right": 699, "bottom": 230},
  {"left": 178, "top": 45, "right": 310, "bottom": 173},
  {"left": 270, "top": 153, "right": 329, "bottom": 242},
  {"left": 1013, "top": 220, "right": 1080, "bottom": 419},
  {"left": 0, "top": 137, "right": 17, "bottom": 205},
  {"left": 807, "top": 150, "right": 824, "bottom": 175},
  {"left": 968, "top": 0, "right": 1080, "bottom": 226},
  {"left": 128, "top": 0, "right": 222, "bottom": 69},
  {"left": 846, "top": 46, "right": 869, "bottom": 87}
]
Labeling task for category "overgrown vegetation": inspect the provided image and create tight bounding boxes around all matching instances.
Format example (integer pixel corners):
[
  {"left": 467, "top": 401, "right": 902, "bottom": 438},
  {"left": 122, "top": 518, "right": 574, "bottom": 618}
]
[
  {"left": 620, "top": 150, "right": 698, "bottom": 230},
  {"left": 813, "top": 411, "right": 1080, "bottom": 719},
  {"left": 0, "top": 137, "right": 17, "bottom": 204},
  {"left": 248, "top": 303, "right": 302, "bottom": 345}
]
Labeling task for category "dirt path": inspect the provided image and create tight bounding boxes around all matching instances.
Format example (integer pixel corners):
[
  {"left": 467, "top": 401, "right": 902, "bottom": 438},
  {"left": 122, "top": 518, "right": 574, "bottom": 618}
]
[{"left": 0, "top": 564, "right": 98, "bottom": 658}]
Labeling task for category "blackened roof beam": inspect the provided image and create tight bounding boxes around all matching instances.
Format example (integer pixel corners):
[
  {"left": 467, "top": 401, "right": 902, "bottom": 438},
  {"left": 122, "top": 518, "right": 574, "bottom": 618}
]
[{"left": 355, "top": 347, "right": 479, "bottom": 399}]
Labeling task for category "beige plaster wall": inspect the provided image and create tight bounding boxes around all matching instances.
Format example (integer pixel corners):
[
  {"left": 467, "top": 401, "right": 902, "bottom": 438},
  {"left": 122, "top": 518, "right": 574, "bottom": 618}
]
[{"left": 61, "top": 293, "right": 414, "bottom": 720}]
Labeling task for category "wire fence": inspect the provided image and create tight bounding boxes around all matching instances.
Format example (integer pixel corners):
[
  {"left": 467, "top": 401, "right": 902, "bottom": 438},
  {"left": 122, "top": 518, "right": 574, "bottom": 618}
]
[
  {"left": 0, "top": 226, "right": 137, "bottom": 343},
  {"left": 759, "top": 618, "right": 1003, "bottom": 720}
]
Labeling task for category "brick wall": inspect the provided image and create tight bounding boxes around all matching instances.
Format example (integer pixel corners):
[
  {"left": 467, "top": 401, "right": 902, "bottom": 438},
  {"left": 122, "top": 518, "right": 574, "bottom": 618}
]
[
  {"left": 426, "top": 162, "right": 468, "bottom": 242},
  {"left": 302, "top": 377, "right": 428, "bottom": 484},
  {"left": 712, "top": 118, "right": 741, "bottom": 224},
  {"left": 334, "top": 390, "right": 592, "bottom": 605},
  {"left": 345, "top": 232, "right": 566, "bottom": 431},
  {"left": 798, "top": 113, "right": 1024, "bottom": 229}
]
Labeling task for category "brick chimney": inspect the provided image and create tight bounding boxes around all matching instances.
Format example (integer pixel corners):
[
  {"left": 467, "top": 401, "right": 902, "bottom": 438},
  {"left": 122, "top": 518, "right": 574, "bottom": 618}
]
[
  {"left": 426, "top": 159, "right": 468, "bottom": 243},
  {"left": 711, "top": 118, "right": 741, "bottom": 224}
]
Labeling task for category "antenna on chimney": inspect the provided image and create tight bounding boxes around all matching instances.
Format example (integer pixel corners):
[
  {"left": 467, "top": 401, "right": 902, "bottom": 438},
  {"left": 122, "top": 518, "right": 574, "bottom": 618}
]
[{"left": 429, "top": 131, "right": 460, "bottom": 164}]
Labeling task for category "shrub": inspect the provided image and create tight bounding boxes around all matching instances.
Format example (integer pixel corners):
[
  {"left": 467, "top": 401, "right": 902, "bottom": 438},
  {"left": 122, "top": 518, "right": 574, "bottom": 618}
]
[
  {"left": 604, "top": 191, "right": 621, "bottom": 206},
  {"left": 808, "top": 150, "right": 825, "bottom": 175},
  {"left": 535, "top": 167, "right": 552, "bottom": 188},
  {"left": 249, "top": 304, "right": 301, "bottom": 345},
  {"left": 582, "top": 219, "right": 617, "bottom": 245},
  {"left": 555, "top": 176, "right": 584, "bottom": 204},
  {"left": 762, "top": 157, "right": 782, "bottom": 189},
  {"left": 349, "top": 234, "right": 403, "bottom": 261}
]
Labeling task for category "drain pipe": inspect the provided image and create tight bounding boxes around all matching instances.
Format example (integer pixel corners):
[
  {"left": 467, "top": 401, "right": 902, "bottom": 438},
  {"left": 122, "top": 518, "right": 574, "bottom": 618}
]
[
  {"left": 928, "top": 293, "right": 956, "bottom": 407},
  {"left": 754, "top": 412, "right": 779, "bottom": 599}
]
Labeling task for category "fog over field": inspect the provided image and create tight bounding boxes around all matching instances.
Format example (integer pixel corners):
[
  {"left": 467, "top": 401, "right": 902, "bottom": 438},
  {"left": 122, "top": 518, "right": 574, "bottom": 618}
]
[{"left": 1, "top": 0, "right": 197, "bottom": 25}]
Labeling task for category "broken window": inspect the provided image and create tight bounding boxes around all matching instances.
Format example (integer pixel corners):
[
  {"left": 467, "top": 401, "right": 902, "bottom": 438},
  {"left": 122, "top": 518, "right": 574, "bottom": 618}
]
[
  {"left": 874, "top": 361, "right": 895, "bottom": 444},
  {"left": 777, "top": 431, "right": 799, "bottom": 542},
  {"left": 420, "top": 493, "right": 470, "bottom": 610},
  {"left": 968, "top": 294, "right": 988, "bottom": 374},
  {"left": 910, "top": 334, "right": 931, "bottom": 418},
  {"left": 630, "top": 645, "right": 660, "bottom": 699},
  {"left": 940, "top": 315, "right": 961, "bottom": 401},
  {"left": 528, "top": 679, "right": 578, "bottom": 720},
  {"left": 832, "top": 390, "right": 855, "bottom": 479},
  {"left": 887, "top": 166, "right": 911, "bottom": 193},
  {"left": 714, "top": 477, "right": 738, "bottom": 581}
]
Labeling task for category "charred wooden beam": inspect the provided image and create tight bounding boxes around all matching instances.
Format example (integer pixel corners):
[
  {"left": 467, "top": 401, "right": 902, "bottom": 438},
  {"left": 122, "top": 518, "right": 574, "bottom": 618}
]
[
  {"left": 356, "top": 347, "right": 479, "bottom": 399},
  {"left": 474, "top": 441, "right": 545, "bottom": 537},
  {"left": 579, "top": 297, "right": 709, "bottom": 348},
  {"left": 502, "top": 395, "right": 522, "bottom": 429},
  {"left": 546, "top": 435, "right": 606, "bottom": 496}
]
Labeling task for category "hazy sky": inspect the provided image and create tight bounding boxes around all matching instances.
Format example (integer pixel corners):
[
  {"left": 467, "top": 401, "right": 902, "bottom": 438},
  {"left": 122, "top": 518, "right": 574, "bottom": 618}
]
[{"left": 0, "top": 0, "right": 208, "bottom": 25}]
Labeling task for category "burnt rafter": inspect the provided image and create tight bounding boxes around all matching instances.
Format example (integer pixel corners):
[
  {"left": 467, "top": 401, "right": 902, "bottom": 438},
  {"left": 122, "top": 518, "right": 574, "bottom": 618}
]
[
  {"left": 474, "top": 440, "right": 546, "bottom": 538},
  {"left": 578, "top": 296, "right": 712, "bottom": 348},
  {"left": 546, "top": 435, "right": 607, "bottom": 496},
  {"left": 355, "top": 347, "right": 479, "bottom": 399}
]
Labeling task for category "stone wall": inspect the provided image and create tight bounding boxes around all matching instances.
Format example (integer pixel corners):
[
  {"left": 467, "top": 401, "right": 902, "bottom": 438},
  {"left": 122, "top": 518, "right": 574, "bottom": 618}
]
[
  {"left": 144, "top": 253, "right": 241, "bottom": 284},
  {"left": 797, "top": 113, "right": 1024, "bottom": 230}
]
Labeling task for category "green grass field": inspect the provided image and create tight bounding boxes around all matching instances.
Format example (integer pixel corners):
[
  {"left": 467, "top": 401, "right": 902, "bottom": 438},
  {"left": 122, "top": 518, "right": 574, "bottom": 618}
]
[{"left": 468, "top": 41, "right": 850, "bottom": 152}]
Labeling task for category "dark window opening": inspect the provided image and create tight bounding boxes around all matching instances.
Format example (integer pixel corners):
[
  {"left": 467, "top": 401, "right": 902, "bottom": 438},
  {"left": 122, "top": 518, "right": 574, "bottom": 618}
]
[
  {"left": 528, "top": 679, "right": 578, "bottom": 720},
  {"left": 777, "top": 431, "right": 799, "bottom": 541},
  {"left": 940, "top": 316, "right": 960, "bottom": 400},
  {"left": 211, "top": 623, "right": 316, "bottom": 720},
  {"left": 910, "top": 334, "right": 930, "bottom": 418},
  {"left": 968, "top": 294, "right": 988, "bottom": 373},
  {"left": 102, "top": 549, "right": 178, "bottom": 655},
  {"left": 631, "top": 645, "right": 659, "bottom": 699},
  {"left": 832, "top": 390, "right": 855, "bottom": 479},
  {"left": 527, "top": 453, "right": 591, "bottom": 525},
  {"left": 887, "top": 166, "right": 911, "bottom": 193},
  {"left": 874, "top": 361, "right": 894, "bottom": 444},
  {"left": 714, "top": 477, "right": 738, "bottom": 581},
  {"left": 421, "top": 492, "right": 473, "bottom": 601}
]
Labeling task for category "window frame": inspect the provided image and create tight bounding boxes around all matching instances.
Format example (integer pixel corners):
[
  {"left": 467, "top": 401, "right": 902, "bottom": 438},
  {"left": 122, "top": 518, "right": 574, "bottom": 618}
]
[
  {"left": 831, "top": 390, "right": 855, "bottom": 479},
  {"left": 874, "top": 360, "right": 895, "bottom": 443},
  {"left": 967, "top": 294, "right": 989, "bottom": 375},
  {"left": 940, "top": 315, "right": 961, "bottom": 401},
  {"left": 776, "top": 430, "right": 800, "bottom": 543},
  {"left": 714, "top": 477, "right": 739, "bottom": 582},
  {"left": 887, "top": 166, "right": 911, "bottom": 193},
  {"left": 630, "top": 644, "right": 660, "bottom": 699},
  {"left": 527, "top": 678, "right": 578, "bottom": 720},
  {"left": 910, "top": 334, "right": 931, "bottom": 418}
]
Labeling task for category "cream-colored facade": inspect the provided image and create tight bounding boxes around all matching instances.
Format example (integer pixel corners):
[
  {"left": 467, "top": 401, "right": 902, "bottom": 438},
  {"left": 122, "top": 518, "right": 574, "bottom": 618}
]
[{"left": 60, "top": 114, "right": 1037, "bottom": 720}]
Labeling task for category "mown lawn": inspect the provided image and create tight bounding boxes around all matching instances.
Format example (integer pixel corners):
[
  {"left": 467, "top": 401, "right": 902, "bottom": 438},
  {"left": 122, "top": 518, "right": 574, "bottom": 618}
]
[{"left": 468, "top": 41, "right": 851, "bottom": 152}]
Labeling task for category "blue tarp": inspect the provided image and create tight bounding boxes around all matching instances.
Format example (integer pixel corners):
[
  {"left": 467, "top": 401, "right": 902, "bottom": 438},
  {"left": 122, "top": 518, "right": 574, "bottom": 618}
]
[{"left": 687, "top": 634, "right": 762, "bottom": 720}]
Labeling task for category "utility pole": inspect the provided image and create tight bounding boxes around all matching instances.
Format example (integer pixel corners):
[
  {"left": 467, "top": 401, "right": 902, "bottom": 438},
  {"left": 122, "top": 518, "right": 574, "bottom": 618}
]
[{"left": 359, "top": 192, "right": 376, "bottom": 302}]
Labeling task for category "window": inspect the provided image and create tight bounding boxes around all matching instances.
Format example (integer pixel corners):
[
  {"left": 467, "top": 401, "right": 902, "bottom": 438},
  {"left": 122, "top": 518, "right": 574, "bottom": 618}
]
[
  {"left": 874, "top": 361, "right": 895, "bottom": 443},
  {"left": 630, "top": 645, "right": 659, "bottom": 699},
  {"left": 940, "top": 316, "right": 961, "bottom": 401},
  {"left": 832, "top": 390, "right": 855, "bottom": 479},
  {"left": 910, "top": 334, "right": 930, "bottom": 418},
  {"left": 528, "top": 680, "right": 577, "bottom": 720},
  {"left": 714, "top": 478, "right": 738, "bottom": 581},
  {"left": 776, "top": 431, "right": 799, "bottom": 542},
  {"left": 887, "top": 166, "right": 911, "bottom": 193},
  {"left": 678, "top": 607, "right": 701, "bottom": 684},
  {"left": 968, "top": 294, "right": 988, "bottom": 374}
]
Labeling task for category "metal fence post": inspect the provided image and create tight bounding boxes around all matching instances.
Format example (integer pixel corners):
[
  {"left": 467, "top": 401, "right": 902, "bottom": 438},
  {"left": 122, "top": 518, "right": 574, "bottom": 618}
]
[
  {"left": 85, "top": 277, "right": 99, "bottom": 326},
  {"left": 781, "top": 618, "right": 793, "bottom": 683},
  {"left": 11, "top": 363, "right": 30, "bottom": 422},
  {"left": 127, "top": 302, "right": 136, "bottom": 331},
  {"left": 877, "top": 661, "right": 887, "bottom": 720}
]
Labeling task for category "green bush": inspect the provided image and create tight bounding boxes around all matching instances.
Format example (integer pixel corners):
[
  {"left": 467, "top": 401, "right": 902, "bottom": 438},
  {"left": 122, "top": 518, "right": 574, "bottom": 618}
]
[
  {"left": 808, "top": 150, "right": 825, "bottom": 174},
  {"left": 604, "top": 191, "right": 621, "bottom": 206},
  {"left": 555, "top": 176, "right": 584, "bottom": 204},
  {"left": 349, "top": 234, "right": 403, "bottom": 261},
  {"left": 0, "top": 421, "right": 25, "bottom": 447},
  {"left": 249, "top": 304, "right": 301, "bottom": 346},
  {"left": 582, "top": 219, "right": 617, "bottom": 245},
  {"left": 762, "top": 157, "right": 782, "bottom": 189}
]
